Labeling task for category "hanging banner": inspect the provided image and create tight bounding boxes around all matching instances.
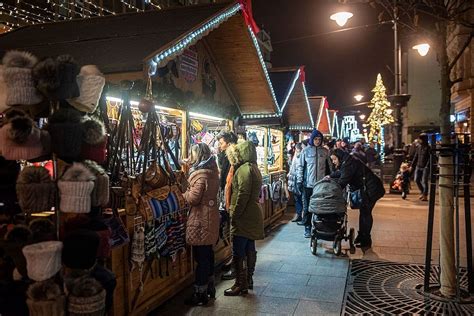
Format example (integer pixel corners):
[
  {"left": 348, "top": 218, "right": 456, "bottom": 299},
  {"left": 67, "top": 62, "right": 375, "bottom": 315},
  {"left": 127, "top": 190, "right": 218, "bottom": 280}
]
[{"left": 179, "top": 46, "right": 199, "bottom": 83}]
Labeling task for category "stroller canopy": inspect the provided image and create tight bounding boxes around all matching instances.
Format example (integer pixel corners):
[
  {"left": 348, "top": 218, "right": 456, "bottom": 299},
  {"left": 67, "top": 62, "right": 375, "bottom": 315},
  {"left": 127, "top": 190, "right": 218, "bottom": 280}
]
[{"left": 309, "top": 179, "right": 347, "bottom": 215}]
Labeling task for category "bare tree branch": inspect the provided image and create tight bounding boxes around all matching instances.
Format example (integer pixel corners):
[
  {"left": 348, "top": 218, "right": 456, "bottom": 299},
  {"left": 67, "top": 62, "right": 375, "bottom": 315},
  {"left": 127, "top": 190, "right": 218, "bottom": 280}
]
[{"left": 448, "top": 32, "right": 473, "bottom": 72}]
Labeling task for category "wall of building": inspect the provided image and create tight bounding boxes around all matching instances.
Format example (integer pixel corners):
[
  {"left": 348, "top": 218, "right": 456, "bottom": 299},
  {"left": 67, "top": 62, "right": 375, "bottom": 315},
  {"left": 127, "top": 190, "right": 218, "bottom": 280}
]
[{"left": 402, "top": 49, "right": 441, "bottom": 144}]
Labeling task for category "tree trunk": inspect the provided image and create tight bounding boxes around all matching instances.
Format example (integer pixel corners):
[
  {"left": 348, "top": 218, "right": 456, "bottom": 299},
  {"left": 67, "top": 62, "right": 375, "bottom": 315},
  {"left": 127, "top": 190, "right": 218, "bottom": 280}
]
[{"left": 437, "top": 24, "right": 456, "bottom": 297}]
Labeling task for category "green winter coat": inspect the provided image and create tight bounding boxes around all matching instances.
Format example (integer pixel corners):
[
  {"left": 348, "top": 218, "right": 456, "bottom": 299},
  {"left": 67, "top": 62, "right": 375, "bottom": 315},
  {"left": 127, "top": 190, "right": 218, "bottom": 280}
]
[{"left": 227, "top": 141, "right": 265, "bottom": 240}]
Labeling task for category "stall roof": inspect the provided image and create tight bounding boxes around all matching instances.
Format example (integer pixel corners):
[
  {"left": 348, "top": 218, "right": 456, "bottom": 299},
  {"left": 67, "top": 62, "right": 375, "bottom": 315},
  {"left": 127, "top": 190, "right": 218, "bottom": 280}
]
[
  {"left": 269, "top": 67, "right": 315, "bottom": 129},
  {"left": 308, "top": 96, "right": 331, "bottom": 135},
  {"left": 328, "top": 109, "right": 340, "bottom": 139},
  {"left": 0, "top": 2, "right": 279, "bottom": 114}
]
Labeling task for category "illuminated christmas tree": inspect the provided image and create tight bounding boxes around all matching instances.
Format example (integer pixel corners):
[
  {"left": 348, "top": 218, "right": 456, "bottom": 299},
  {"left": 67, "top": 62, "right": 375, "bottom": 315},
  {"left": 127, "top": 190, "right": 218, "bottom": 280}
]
[{"left": 367, "top": 73, "right": 394, "bottom": 143}]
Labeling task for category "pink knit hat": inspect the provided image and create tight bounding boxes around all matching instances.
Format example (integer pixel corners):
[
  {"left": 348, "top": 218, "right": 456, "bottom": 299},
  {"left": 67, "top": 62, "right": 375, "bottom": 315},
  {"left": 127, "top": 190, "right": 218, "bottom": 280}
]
[{"left": 0, "top": 122, "right": 50, "bottom": 161}]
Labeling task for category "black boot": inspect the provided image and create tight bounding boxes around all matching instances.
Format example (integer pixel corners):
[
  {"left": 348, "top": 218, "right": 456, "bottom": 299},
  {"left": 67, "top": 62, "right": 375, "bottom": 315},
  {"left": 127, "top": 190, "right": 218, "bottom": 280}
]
[
  {"left": 224, "top": 257, "right": 248, "bottom": 296},
  {"left": 185, "top": 285, "right": 209, "bottom": 306},
  {"left": 354, "top": 232, "right": 362, "bottom": 246},
  {"left": 207, "top": 275, "right": 216, "bottom": 299},
  {"left": 246, "top": 251, "right": 257, "bottom": 290}
]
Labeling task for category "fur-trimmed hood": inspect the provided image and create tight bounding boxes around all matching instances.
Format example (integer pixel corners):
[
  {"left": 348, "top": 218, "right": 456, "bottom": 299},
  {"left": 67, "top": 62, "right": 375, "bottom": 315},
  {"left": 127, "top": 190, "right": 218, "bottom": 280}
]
[{"left": 226, "top": 141, "right": 257, "bottom": 166}]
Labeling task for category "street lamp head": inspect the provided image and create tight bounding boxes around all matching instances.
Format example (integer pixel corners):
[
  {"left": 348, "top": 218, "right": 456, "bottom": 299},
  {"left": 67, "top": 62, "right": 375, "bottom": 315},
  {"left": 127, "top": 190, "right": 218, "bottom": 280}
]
[
  {"left": 330, "top": 11, "right": 353, "bottom": 27},
  {"left": 359, "top": 114, "right": 366, "bottom": 120},
  {"left": 354, "top": 94, "right": 363, "bottom": 102},
  {"left": 412, "top": 43, "right": 430, "bottom": 56}
]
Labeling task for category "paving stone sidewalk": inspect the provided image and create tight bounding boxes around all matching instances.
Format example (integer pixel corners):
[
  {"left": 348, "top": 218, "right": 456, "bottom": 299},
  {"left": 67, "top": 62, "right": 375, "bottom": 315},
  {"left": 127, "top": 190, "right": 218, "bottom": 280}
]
[{"left": 151, "top": 188, "right": 473, "bottom": 315}]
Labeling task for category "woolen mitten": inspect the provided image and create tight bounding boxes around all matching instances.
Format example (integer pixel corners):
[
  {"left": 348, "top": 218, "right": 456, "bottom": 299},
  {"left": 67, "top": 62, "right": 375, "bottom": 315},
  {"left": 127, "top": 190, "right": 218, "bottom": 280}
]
[
  {"left": 68, "top": 65, "right": 105, "bottom": 113},
  {"left": 16, "top": 166, "right": 55, "bottom": 213},
  {"left": 82, "top": 160, "right": 109, "bottom": 207},
  {"left": 2, "top": 50, "right": 43, "bottom": 106},
  {"left": 22, "top": 241, "right": 63, "bottom": 282},
  {"left": 58, "top": 162, "right": 95, "bottom": 213},
  {"left": 68, "top": 277, "right": 106, "bottom": 316},
  {"left": 48, "top": 107, "right": 84, "bottom": 161},
  {"left": 26, "top": 280, "right": 66, "bottom": 316}
]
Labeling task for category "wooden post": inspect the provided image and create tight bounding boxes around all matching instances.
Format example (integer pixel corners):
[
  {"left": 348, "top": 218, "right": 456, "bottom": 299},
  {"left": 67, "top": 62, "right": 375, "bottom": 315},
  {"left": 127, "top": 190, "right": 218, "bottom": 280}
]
[
  {"left": 279, "top": 130, "right": 284, "bottom": 171},
  {"left": 263, "top": 127, "right": 268, "bottom": 175},
  {"left": 181, "top": 110, "right": 189, "bottom": 160}
]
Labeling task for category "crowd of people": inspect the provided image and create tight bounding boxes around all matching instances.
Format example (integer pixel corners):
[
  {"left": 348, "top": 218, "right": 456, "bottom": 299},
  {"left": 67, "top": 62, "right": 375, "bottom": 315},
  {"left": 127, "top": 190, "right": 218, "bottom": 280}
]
[{"left": 183, "top": 128, "right": 430, "bottom": 306}]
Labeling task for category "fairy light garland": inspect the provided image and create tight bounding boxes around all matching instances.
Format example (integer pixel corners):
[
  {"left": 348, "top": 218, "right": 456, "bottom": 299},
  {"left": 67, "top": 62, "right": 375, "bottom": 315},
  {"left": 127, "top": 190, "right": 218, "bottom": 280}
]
[
  {"left": 22, "top": 1, "right": 69, "bottom": 20},
  {"left": 0, "top": 2, "right": 53, "bottom": 22},
  {"left": 66, "top": 1, "right": 99, "bottom": 17},
  {"left": 301, "top": 83, "right": 315, "bottom": 127},
  {"left": 146, "top": 0, "right": 162, "bottom": 10},
  {"left": 46, "top": 0, "right": 88, "bottom": 18},
  {"left": 0, "top": 8, "right": 38, "bottom": 24},
  {"left": 242, "top": 113, "right": 280, "bottom": 119},
  {"left": 121, "top": 0, "right": 143, "bottom": 12},
  {"left": 83, "top": 0, "right": 116, "bottom": 15},
  {"left": 367, "top": 73, "right": 394, "bottom": 144}
]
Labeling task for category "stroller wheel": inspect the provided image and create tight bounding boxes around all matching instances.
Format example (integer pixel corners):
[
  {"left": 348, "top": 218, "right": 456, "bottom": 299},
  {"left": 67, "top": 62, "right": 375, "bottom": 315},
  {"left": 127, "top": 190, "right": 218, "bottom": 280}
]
[
  {"left": 310, "top": 237, "right": 317, "bottom": 256},
  {"left": 333, "top": 237, "right": 342, "bottom": 256},
  {"left": 349, "top": 228, "right": 356, "bottom": 254}
]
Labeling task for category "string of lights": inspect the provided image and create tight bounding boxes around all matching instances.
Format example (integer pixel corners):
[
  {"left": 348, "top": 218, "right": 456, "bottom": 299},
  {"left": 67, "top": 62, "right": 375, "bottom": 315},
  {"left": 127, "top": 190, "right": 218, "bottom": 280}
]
[
  {"left": 83, "top": 0, "right": 116, "bottom": 15},
  {"left": 22, "top": 1, "right": 69, "bottom": 21},
  {"left": 0, "top": 9, "right": 38, "bottom": 24},
  {"left": 147, "top": 1, "right": 162, "bottom": 10},
  {"left": 278, "top": 69, "right": 300, "bottom": 114},
  {"left": 0, "top": 2, "right": 53, "bottom": 22},
  {"left": 120, "top": 0, "right": 143, "bottom": 13},
  {"left": 66, "top": 1, "right": 99, "bottom": 18},
  {"left": 0, "top": 21, "right": 19, "bottom": 29},
  {"left": 241, "top": 113, "right": 280, "bottom": 119},
  {"left": 46, "top": 0, "right": 88, "bottom": 19}
]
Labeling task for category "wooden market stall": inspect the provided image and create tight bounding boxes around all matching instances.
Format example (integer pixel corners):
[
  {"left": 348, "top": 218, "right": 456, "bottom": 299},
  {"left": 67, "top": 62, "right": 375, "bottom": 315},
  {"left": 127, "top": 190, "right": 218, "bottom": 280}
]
[{"left": 0, "top": 2, "right": 281, "bottom": 315}]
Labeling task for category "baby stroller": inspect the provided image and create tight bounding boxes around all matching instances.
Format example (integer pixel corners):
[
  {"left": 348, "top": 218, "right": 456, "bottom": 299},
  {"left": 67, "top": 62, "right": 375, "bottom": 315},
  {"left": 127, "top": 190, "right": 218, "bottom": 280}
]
[{"left": 308, "top": 179, "right": 355, "bottom": 256}]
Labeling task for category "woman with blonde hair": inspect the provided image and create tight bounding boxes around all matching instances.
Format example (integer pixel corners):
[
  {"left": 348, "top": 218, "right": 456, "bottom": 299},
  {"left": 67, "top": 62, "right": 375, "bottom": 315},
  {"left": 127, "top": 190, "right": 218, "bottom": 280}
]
[{"left": 183, "top": 143, "right": 220, "bottom": 306}]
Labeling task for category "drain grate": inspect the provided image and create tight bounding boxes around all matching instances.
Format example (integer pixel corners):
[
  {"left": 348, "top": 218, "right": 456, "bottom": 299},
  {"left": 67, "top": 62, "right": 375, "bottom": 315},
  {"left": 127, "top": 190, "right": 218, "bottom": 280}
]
[{"left": 342, "top": 259, "right": 474, "bottom": 315}]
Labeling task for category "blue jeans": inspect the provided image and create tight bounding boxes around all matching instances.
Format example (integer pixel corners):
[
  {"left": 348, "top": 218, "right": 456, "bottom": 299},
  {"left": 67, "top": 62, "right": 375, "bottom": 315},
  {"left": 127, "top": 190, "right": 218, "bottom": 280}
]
[
  {"left": 232, "top": 235, "right": 256, "bottom": 258},
  {"left": 193, "top": 245, "right": 214, "bottom": 286},
  {"left": 294, "top": 193, "right": 303, "bottom": 218},
  {"left": 415, "top": 166, "right": 429, "bottom": 195}
]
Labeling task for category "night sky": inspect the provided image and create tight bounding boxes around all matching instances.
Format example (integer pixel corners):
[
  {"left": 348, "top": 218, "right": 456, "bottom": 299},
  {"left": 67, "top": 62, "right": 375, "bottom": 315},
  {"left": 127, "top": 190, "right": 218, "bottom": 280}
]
[{"left": 253, "top": 0, "right": 394, "bottom": 112}]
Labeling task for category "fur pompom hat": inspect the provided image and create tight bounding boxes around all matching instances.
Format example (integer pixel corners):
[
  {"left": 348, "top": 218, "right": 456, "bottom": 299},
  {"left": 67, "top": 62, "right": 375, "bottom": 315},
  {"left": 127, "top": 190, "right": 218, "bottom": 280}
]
[
  {"left": 26, "top": 280, "right": 66, "bottom": 316},
  {"left": 48, "top": 107, "right": 84, "bottom": 161},
  {"left": 82, "top": 160, "right": 109, "bottom": 207},
  {"left": 16, "top": 166, "right": 55, "bottom": 213},
  {"left": 2, "top": 50, "right": 43, "bottom": 106},
  {"left": 56, "top": 55, "right": 80, "bottom": 100},
  {"left": 0, "top": 110, "right": 51, "bottom": 160},
  {"left": 58, "top": 162, "right": 95, "bottom": 213},
  {"left": 67, "top": 277, "right": 106, "bottom": 316},
  {"left": 80, "top": 117, "right": 107, "bottom": 163},
  {"left": 22, "top": 240, "right": 63, "bottom": 282},
  {"left": 68, "top": 65, "right": 105, "bottom": 113},
  {"left": 29, "top": 218, "right": 55, "bottom": 243}
]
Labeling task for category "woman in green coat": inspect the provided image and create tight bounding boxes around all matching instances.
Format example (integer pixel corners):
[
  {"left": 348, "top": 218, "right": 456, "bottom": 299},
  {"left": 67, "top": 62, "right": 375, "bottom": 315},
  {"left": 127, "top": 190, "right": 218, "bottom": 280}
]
[{"left": 224, "top": 141, "right": 264, "bottom": 296}]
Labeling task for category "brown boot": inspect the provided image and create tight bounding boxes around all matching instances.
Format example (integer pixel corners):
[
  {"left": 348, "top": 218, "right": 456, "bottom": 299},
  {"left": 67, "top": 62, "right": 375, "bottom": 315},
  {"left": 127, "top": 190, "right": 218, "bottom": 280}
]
[
  {"left": 246, "top": 251, "right": 257, "bottom": 290},
  {"left": 224, "top": 257, "right": 248, "bottom": 296}
]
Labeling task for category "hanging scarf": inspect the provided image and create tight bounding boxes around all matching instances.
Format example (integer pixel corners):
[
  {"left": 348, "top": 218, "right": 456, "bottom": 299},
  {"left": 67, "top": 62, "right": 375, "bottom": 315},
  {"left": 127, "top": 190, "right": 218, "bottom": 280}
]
[{"left": 225, "top": 165, "right": 234, "bottom": 210}]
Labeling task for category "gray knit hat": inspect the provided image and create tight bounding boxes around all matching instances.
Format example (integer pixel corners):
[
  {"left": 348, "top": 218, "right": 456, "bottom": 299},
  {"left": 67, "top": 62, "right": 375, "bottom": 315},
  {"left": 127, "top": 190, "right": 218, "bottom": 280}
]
[
  {"left": 58, "top": 162, "right": 95, "bottom": 213},
  {"left": 2, "top": 50, "right": 43, "bottom": 106},
  {"left": 82, "top": 160, "right": 109, "bottom": 207},
  {"left": 16, "top": 166, "right": 55, "bottom": 213},
  {"left": 68, "top": 65, "right": 105, "bottom": 113},
  {"left": 67, "top": 277, "right": 106, "bottom": 316}
]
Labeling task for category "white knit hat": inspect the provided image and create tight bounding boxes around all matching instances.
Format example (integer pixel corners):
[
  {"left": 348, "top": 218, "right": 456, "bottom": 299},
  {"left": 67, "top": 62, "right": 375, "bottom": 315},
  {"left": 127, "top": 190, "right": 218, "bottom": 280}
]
[
  {"left": 58, "top": 163, "right": 95, "bottom": 213},
  {"left": 22, "top": 241, "right": 63, "bottom": 282},
  {"left": 68, "top": 65, "right": 105, "bottom": 113}
]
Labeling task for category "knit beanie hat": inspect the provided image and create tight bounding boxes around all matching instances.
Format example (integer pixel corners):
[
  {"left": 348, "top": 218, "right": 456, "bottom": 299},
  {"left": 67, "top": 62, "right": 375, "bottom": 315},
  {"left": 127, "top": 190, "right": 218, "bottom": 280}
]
[
  {"left": 26, "top": 280, "right": 66, "bottom": 316},
  {"left": 2, "top": 51, "right": 43, "bottom": 106},
  {"left": 82, "top": 160, "right": 109, "bottom": 207},
  {"left": 0, "top": 157, "right": 21, "bottom": 215},
  {"left": 33, "top": 55, "right": 80, "bottom": 101},
  {"left": 80, "top": 117, "right": 107, "bottom": 164},
  {"left": 68, "top": 65, "right": 105, "bottom": 113},
  {"left": 48, "top": 107, "right": 85, "bottom": 161},
  {"left": 62, "top": 229, "right": 99, "bottom": 270},
  {"left": 29, "top": 218, "right": 55, "bottom": 243},
  {"left": 22, "top": 241, "right": 63, "bottom": 282},
  {"left": 68, "top": 277, "right": 106, "bottom": 316},
  {"left": 58, "top": 162, "right": 95, "bottom": 213},
  {"left": 16, "top": 166, "right": 55, "bottom": 213},
  {"left": 0, "top": 110, "right": 51, "bottom": 160},
  {"left": 0, "top": 65, "right": 7, "bottom": 113}
]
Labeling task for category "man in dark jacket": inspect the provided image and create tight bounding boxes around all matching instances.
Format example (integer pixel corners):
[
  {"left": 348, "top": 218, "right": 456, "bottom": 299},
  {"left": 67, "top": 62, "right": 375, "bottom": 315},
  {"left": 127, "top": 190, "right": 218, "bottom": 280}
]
[
  {"left": 365, "top": 142, "right": 379, "bottom": 168},
  {"left": 216, "top": 131, "right": 238, "bottom": 193},
  {"left": 330, "top": 149, "right": 385, "bottom": 248},
  {"left": 411, "top": 134, "right": 430, "bottom": 201},
  {"left": 297, "top": 129, "right": 332, "bottom": 238}
]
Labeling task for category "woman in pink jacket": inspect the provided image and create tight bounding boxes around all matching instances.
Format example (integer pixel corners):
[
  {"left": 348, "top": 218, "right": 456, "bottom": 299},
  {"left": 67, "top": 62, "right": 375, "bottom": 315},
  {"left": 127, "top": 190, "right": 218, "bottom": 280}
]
[{"left": 183, "top": 143, "right": 220, "bottom": 306}]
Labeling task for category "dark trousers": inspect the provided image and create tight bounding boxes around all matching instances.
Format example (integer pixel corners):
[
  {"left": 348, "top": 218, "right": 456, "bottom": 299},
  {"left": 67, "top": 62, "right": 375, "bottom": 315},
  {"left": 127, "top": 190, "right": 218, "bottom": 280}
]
[
  {"left": 301, "top": 187, "right": 313, "bottom": 233},
  {"left": 415, "top": 166, "right": 429, "bottom": 195},
  {"left": 232, "top": 235, "right": 256, "bottom": 258},
  {"left": 359, "top": 198, "right": 377, "bottom": 239},
  {"left": 294, "top": 193, "right": 303, "bottom": 218},
  {"left": 193, "top": 245, "right": 214, "bottom": 286}
]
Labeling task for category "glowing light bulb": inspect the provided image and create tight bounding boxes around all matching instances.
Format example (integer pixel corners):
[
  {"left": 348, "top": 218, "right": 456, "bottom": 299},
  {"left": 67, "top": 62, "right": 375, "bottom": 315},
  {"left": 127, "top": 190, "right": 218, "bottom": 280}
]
[
  {"left": 354, "top": 94, "right": 363, "bottom": 102},
  {"left": 359, "top": 114, "right": 366, "bottom": 120},
  {"left": 330, "top": 12, "right": 353, "bottom": 27},
  {"left": 412, "top": 43, "right": 430, "bottom": 56}
]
